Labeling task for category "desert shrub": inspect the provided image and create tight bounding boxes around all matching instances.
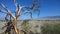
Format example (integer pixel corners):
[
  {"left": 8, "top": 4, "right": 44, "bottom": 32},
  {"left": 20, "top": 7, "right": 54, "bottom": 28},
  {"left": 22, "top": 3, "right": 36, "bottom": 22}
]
[
  {"left": 41, "top": 23, "right": 60, "bottom": 34},
  {"left": 21, "top": 20, "right": 32, "bottom": 30}
]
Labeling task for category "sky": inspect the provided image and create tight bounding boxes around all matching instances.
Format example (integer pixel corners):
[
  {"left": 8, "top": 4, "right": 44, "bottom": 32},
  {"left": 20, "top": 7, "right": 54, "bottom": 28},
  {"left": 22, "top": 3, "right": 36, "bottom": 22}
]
[{"left": 0, "top": 0, "right": 60, "bottom": 20}]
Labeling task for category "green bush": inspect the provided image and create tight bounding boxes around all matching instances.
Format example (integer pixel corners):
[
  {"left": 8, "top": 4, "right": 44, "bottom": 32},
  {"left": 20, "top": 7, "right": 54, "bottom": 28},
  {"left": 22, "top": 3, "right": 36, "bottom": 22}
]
[{"left": 41, "top": 23, "right": 60, "bottom": 34}]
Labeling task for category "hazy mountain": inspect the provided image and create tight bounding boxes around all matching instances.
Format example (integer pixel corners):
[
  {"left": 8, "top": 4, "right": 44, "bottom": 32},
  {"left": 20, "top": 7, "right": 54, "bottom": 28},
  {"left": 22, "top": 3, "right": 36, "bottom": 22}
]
[{"left": 42, "top": 16, "right": 60, "bottom": 18}]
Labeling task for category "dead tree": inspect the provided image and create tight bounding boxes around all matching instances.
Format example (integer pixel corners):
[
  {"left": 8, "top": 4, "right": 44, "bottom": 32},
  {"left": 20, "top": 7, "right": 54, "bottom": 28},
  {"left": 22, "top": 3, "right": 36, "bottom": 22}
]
[
  {"left": 0, "top": 0, "right": 40, "bottom": 34},
  {"left": 0, "top": 0, "right": 23, "bottom": 34}
]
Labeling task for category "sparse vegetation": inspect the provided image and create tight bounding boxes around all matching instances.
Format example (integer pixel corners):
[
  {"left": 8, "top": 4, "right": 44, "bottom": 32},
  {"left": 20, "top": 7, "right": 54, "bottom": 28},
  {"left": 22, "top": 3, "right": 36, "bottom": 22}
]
[
  {"left": 41, "top": 23, "right": 60, "bottom": 34},
  {"left": 21, "top": 20, "right": 31, "bottom": 31}
]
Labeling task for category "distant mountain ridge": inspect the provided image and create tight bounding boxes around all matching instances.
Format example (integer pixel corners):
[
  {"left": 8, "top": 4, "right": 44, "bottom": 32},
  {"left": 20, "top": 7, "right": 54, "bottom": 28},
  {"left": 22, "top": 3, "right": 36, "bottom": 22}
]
[
  {"left": 43, "top": 16, "right": 60, "bottom": 18},
  {"left": 0, "top": 16, "right": 60, "bottom": 20}
]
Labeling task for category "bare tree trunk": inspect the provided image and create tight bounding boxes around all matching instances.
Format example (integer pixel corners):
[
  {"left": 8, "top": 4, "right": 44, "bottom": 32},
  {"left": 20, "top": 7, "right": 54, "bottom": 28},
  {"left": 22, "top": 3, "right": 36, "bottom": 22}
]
[{"left": 12, "top": 18, "right": 20, "bottom": 34}]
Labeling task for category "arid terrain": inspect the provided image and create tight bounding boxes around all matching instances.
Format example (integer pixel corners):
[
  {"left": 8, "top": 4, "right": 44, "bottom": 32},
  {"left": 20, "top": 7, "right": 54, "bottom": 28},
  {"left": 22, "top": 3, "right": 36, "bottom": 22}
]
[{"left": 0, "top": 18, "right": 60, "bottom": 34}]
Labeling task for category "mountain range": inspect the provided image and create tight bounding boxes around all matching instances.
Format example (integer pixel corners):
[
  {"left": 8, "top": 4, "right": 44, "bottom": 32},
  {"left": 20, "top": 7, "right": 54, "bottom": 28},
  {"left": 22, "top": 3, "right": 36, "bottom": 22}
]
[{"left": 42, "top": 16, "right": 60, "bottom": 18}]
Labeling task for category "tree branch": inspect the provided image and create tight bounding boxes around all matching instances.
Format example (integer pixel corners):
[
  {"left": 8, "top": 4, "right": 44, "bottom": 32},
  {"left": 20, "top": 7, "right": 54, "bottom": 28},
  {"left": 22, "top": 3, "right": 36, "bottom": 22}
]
[
  {"left": 0, "top": 10, "right": 7, "bottom": 14},
  {"left": 14, "top": 0, "right": 20, "bottom": 19},
  {"left": 0, "top": 3, "right": 16, "bottom": 19},
  {"left": 0, "top": 3, "right": 8, "bottom": 12},
  {"left": 14, "top": 0, "right": 17, "bottom": 8},
  {"left": 14, "top": 0, "right": 28, "bottom": 19},
  {"left": 16, "top": 5, "right": 24, "bottom": 19}
]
